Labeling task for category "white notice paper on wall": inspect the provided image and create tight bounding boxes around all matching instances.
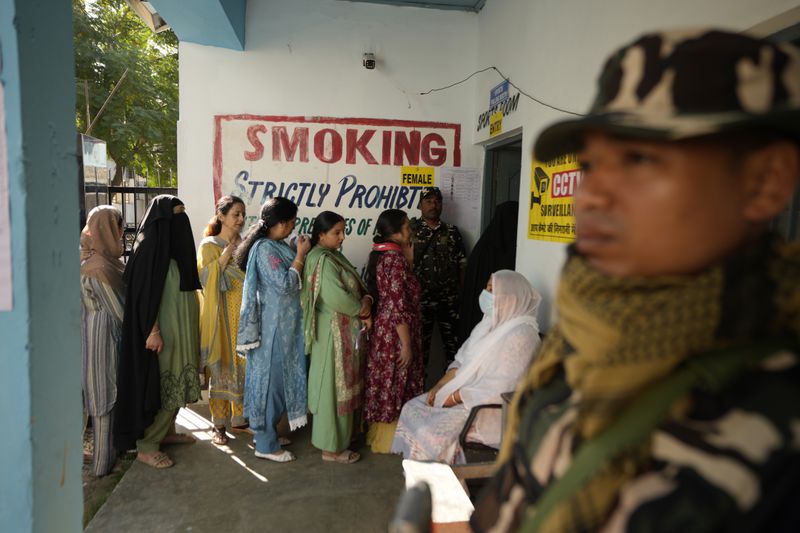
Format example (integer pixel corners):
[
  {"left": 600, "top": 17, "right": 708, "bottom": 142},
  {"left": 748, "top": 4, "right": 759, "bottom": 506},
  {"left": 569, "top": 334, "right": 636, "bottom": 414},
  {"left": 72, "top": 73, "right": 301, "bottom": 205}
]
[
  {"left": 438, "top": 166, "right": 481, "bottom": 245},
  {"left": 402, "top": 459, "right": 474, "bottom": 523},
  {"left": 0, "top": 75, "right": 12, "bottom": 311}
]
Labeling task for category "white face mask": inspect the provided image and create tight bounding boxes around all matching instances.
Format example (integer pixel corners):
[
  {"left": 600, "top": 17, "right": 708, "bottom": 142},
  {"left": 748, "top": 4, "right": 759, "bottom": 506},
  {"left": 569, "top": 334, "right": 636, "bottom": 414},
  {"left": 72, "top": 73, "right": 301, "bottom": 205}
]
[{"left": 479, "top": 289, "right": 494, "bottom": 318}]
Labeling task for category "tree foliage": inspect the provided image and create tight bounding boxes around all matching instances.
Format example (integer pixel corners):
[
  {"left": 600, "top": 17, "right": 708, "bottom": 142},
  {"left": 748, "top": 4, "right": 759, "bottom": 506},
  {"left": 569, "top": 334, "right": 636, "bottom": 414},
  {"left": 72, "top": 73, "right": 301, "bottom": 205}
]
[{"left": 73, "top": 0, "right": 178, "bottom": 186}]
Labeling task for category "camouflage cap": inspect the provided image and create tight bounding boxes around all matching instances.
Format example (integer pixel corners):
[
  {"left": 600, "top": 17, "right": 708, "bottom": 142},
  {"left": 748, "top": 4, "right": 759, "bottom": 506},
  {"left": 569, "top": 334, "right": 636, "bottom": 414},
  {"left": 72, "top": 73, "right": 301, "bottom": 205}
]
[
  {"left": 418, "top": 186, "right": 442, "bottom": 201},
  {"left": 533, "top": 29, "right": 800, "bottom": 162}
]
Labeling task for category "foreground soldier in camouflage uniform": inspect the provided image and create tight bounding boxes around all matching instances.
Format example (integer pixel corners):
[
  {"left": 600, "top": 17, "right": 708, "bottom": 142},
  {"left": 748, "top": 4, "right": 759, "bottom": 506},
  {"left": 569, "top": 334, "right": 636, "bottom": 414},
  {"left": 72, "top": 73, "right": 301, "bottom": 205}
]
[
  {"left": 468, "top": 29, "right": 800, "bottom": 532},
  {"left": 410, "top": 187, "right": 466, "bottom": 375}
]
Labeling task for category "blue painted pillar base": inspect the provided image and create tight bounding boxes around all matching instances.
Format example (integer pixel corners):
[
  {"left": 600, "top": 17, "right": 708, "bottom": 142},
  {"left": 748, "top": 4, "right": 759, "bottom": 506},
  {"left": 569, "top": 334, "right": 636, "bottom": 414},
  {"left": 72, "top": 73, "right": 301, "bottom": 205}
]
[{"left": 0, "top": 0, "right": 82, "bottom": 531}]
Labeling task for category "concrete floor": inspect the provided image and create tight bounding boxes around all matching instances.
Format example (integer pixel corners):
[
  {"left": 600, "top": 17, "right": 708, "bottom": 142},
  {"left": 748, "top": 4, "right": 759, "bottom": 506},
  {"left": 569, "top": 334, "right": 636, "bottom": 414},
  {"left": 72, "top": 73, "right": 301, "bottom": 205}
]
[
  {"left": 85, "top": 404, "right": 405, "bottom": 533},
  {"left": 86, "top": 329, "right": 449, "bottom": 533}
]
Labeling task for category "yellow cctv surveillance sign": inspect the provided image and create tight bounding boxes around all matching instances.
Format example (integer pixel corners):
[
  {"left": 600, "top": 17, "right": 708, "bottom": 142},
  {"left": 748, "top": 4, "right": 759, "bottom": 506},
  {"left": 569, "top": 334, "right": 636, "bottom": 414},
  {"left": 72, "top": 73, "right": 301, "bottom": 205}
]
[
  {"left": 528, "top": 155, "right": 582, "bottom": 243},
  {"left": 400, "top": 166, "right": 434, "bottom": 187}
]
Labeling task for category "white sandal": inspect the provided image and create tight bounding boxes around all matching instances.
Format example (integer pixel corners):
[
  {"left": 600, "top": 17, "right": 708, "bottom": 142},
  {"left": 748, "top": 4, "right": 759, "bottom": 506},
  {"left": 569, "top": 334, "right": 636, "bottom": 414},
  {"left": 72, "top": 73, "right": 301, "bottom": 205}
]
[{"left": 254, "top": 449, "right": 296, "bottom": 462}]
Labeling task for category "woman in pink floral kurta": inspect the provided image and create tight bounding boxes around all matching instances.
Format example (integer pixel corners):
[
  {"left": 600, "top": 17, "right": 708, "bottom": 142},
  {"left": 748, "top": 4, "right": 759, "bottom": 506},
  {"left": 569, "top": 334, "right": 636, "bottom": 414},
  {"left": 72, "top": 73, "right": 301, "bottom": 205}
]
[{"left": 364, "top": 210, "right": 424, "bottom": 453}]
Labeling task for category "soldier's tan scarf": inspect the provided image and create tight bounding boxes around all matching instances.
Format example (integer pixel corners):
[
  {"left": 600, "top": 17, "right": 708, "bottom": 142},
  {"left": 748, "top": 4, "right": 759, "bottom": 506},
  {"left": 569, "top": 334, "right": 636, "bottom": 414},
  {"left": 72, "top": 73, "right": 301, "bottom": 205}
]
[
  {"left": 302, "top": 246, "right": 367, "bottom": 416},
  {"left": 500, "top": 236, "right": 800, "bottom": 533}
]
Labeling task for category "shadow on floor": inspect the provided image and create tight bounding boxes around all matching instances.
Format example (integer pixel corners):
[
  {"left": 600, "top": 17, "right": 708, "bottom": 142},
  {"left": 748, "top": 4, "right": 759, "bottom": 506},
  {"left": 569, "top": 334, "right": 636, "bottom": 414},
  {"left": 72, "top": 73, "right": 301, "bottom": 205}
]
[{"left": 85, "top": 403, "right": 405, "bottom": 533}]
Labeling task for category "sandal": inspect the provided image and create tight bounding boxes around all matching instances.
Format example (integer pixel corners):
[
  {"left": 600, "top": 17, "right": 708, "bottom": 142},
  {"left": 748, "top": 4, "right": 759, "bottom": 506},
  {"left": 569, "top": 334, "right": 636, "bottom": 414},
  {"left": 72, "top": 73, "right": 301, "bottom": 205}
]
[
  {"left": 136, "top": 451, "right": 174, "bottom": 469},
  {"left": 322, "top": 450, "right": 360, "bottom": 464},
  {"left": 254, "top": 449, "right": 296, "bottom": 462},
  {"left": 160, "top": 433, "right": 196, "bottom": 445},
  {"left": 212, "top": 426, "right": 229, "bottom": 445}
]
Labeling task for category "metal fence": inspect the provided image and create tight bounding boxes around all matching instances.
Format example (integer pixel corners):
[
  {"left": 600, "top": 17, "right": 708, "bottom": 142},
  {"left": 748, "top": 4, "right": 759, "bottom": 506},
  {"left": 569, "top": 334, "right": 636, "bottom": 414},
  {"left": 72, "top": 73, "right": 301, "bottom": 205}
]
[
  {"left": 109, "top": 185, "right": 178, "bottom": 257},
  {"left": 82, "top": 166, "right": 176, "bottom": 258}
]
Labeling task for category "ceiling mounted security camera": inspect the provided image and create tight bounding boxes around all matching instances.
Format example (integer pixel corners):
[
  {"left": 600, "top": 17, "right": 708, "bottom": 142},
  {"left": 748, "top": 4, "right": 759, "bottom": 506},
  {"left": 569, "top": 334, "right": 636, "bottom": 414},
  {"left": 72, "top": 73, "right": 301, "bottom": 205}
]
[{"left": 362, "top": 53, "right": 376, "bottom": 70}]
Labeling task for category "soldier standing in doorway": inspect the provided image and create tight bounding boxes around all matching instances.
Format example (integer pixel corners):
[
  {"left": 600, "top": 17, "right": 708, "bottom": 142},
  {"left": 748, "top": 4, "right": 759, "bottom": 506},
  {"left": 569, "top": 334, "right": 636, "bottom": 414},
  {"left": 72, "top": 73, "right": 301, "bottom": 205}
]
[{"left": 411, "top": 186, "right": 467, "bottom": 377}]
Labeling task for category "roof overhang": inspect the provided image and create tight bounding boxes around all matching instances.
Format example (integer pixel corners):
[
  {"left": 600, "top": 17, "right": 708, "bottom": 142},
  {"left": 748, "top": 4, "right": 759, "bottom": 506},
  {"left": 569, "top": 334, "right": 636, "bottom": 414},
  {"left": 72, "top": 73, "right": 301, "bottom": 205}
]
[
  {"left": 125, "top": 1, "right": 171, "bottom": 33},
  {"left": 337, "top": 0, "right": 486, "bottom": 12},
  {"left": 129, "top": 0, "right": 485, "bottom": 51},
  {"left": 128, "top": 0, "right": 246, "bottom": 50}
]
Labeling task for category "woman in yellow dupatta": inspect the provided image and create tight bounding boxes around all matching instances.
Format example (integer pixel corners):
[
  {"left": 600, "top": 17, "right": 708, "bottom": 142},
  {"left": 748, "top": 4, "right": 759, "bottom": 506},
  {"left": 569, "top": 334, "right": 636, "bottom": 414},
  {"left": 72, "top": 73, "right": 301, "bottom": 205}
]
[
  {"left": 301, "top": 211, "right": 373, "bottom": 464},
  {"left": 197, "top": 196, "right": 247, "bottom": 445}
]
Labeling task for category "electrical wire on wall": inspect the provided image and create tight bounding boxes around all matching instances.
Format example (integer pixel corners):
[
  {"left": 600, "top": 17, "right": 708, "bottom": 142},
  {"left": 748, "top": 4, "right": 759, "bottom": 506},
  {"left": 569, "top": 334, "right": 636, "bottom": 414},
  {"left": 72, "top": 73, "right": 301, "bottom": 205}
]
[{"left": 419, "top": 65, "right": 584, "bottom": 117}]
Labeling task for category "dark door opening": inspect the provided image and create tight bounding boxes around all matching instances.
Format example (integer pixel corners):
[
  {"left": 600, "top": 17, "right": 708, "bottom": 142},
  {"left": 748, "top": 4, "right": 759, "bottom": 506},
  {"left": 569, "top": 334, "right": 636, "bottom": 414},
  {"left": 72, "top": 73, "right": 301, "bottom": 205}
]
[{"left": 481, "top": 135, "right": 522, "bottom": 231}]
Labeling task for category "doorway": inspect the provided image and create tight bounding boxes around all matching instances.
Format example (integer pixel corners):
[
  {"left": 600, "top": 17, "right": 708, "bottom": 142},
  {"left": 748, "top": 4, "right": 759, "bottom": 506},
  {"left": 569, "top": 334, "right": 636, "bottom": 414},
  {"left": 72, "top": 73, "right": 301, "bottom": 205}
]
[{"left": 481, "top": 134, "right": 522, "bottom": 231}]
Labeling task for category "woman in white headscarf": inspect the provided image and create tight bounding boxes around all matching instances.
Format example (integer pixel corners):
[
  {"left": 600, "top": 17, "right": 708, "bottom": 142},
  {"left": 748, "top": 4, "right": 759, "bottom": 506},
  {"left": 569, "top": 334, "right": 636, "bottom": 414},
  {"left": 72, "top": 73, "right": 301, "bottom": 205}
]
[{"left": 391, "top": 270, "right": 542, "bottom": 464}]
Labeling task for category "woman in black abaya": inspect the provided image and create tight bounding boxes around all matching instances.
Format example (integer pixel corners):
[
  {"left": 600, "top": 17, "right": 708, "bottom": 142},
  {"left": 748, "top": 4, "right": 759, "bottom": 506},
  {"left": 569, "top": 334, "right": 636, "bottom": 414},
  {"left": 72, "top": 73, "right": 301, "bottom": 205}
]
[
  {"left": 456, "top": 201, "right": 519, "bottom": 345},
  {"left": 114, "top": 195, "right": 202, "bottom": 469}
]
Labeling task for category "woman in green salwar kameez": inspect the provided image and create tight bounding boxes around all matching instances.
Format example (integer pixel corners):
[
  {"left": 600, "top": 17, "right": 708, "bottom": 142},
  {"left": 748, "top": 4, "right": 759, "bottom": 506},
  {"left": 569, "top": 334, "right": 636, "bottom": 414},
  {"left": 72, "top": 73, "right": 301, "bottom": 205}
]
[{"left": 301, "top": 211, "right": 373, "bottom": 464}]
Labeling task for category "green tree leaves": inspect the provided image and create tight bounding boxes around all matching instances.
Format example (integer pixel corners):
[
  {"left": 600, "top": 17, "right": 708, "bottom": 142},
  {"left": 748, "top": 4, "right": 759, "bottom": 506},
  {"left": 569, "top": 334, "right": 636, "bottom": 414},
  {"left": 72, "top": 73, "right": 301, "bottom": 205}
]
[{"left": 73, "top": 0, "right": 178, "bottom": 186}]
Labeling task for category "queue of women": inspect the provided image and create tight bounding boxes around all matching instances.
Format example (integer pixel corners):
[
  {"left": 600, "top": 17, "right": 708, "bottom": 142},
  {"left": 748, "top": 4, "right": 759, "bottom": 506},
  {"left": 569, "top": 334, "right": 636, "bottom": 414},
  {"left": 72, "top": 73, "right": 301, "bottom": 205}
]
[{"left": 79, "top": 193, "right": 541, "bottom": 474}]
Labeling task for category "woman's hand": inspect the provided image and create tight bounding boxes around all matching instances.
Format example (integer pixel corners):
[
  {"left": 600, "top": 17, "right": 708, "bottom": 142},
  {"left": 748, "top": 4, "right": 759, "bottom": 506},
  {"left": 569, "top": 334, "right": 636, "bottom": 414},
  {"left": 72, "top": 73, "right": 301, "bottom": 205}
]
[
  {"left": 219, "top": 241, "right": 238, "bottom": 267},
  {"left": 146, "top": 331, "right": 164, "bottom": 354},
  {"left": 395, "top": 323, "right": 412, "bottom": 369},
  {"left": 292, "top": 235, "right": 311, "bottom": 271},
  {"left": 296, "top": 235, "right": 311, "bottom": 257},
  {"left": 442, "top": 390, "right": 461, "bottom": 408},
  {"left": 362, "top": 316, "right": 373, "bottom": 330},
  {"left": 426, "top": 368, "right": 457, "bottom": 405},
  {"left": 397, "top": 343, "right": 412, "bottom": 370},
  {"left": 358, "top": 295, "right": 373, "bottom": 318},
  {"left": 426, "top": 384, "right": 443, "bottom": 406}
]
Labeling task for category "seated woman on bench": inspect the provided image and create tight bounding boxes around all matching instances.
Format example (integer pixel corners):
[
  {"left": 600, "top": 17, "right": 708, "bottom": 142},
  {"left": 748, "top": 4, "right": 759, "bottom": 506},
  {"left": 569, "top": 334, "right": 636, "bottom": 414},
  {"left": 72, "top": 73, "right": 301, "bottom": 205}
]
[{"left": 392, "top": 270, "right": 542, "bottom": 464}]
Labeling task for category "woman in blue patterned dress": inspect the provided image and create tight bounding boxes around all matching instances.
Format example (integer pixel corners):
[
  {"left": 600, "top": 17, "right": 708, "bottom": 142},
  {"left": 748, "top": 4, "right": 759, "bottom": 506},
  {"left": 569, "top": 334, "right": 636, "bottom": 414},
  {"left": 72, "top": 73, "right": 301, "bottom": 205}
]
[{"left": 235, "top": 197, "right": 311, "bottom": 462}]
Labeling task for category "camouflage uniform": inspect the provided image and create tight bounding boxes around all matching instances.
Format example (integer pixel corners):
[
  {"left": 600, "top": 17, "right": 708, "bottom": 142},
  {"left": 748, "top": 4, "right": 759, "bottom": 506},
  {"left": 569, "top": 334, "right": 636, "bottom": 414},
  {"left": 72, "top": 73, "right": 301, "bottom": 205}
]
[
  {"left": 410, "top": 187, "right": 466, "bottom": 371},
  {"left": 472, "top": 30, "right": 800, "bottom": 533}
]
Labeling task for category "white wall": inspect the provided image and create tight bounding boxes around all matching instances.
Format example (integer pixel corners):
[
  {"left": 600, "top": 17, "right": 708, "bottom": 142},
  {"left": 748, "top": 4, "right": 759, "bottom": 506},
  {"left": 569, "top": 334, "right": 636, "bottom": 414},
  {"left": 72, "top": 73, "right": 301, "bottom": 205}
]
[
  {"left": 474, "top": 0, "right": 800, "bottom": 330},
  {"left": 178, "top": 0, "right": 800, "bottom": 329},
  {"left": 178, "top": 0, "right": 482, "bottom": 268}
]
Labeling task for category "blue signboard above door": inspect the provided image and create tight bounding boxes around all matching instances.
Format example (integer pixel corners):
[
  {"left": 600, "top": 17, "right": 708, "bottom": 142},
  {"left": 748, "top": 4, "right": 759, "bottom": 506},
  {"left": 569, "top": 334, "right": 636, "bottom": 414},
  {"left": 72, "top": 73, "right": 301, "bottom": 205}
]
[{"left": 489, "top": 80, "right": 509, "bottom": 107}]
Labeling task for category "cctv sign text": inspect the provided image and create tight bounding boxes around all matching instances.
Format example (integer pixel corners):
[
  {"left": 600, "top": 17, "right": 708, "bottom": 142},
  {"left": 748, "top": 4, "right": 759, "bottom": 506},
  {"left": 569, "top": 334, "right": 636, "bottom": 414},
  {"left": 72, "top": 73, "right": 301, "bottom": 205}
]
[{"left": 550, "top": 170, "right": 583, "bottom": 198}]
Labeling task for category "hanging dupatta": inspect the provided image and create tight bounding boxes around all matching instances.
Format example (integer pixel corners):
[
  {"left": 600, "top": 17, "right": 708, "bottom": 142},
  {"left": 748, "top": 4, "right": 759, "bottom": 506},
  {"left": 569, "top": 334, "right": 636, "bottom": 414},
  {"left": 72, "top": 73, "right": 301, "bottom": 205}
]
[
  {"left": 434, "top": 316, "right": 539, "bottom": 408},
  {"left": 198, "top": 236, "right": 245, "bottom": 371},
  {"left": 237, "top": 240, "right": 265, "bottom": 353},
  {"left": 434, "top": 270, "right": 541, "bottom": 408},
  {"left": 302, "top": 246, "right": 367, "bottom": 415}
]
